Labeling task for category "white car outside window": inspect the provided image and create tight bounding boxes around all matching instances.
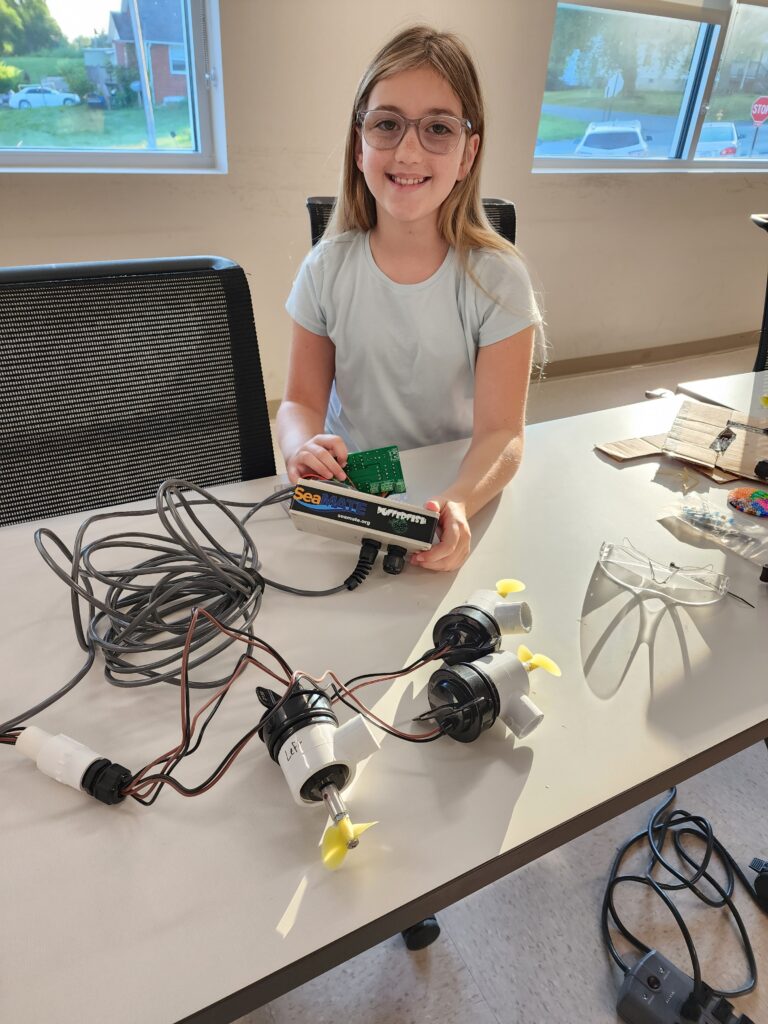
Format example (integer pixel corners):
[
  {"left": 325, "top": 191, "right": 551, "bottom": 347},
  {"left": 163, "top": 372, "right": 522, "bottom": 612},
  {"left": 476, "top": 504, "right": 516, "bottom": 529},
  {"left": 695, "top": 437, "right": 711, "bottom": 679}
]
[
  {"left": 575, "top": 120, "right": 649, "bottom": 158},
  {"left": 695, "top": 122, "right": 740, "bottom": 158},
  {"left": 9, "top": 86, "right": 81, "bottom": 109}
]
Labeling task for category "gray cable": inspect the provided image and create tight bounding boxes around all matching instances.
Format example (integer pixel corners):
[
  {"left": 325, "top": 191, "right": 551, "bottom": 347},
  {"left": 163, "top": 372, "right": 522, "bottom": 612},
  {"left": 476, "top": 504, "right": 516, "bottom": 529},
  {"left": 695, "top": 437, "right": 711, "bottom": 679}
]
[{"left": 0, "top": 480, "right": 351, "bottom": 734}]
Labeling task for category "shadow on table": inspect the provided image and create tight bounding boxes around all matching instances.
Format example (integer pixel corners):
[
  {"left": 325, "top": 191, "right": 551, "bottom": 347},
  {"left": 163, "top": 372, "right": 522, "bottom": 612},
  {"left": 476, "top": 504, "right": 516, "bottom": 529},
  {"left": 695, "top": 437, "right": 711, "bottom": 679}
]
[
  {"left": 579, "top": 561, "right": 693, "bottom": 701},
  {"left": 364, "top": 678, "right": 535, "bottom": 856},
  {"left": 579, "top": 558, "right": 764, "bottom": 744}
]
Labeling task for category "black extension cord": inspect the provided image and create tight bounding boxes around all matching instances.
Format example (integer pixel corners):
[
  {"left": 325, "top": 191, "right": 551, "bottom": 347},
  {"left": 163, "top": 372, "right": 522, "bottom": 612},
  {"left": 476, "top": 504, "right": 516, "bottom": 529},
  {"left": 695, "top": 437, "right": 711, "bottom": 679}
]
[{"left": 603, "top": 788, "right": 768, "bottom": 1022}]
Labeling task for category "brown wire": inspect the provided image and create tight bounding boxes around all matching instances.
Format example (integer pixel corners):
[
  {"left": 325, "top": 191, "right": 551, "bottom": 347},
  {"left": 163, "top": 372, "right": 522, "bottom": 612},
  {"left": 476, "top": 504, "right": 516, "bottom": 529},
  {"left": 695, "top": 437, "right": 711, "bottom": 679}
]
[
  {"left": 123, "top": 607, "right": 294, "bottom": 800},
  {"left": 122, "top": 612, "right": 448, "bottom": 802}
]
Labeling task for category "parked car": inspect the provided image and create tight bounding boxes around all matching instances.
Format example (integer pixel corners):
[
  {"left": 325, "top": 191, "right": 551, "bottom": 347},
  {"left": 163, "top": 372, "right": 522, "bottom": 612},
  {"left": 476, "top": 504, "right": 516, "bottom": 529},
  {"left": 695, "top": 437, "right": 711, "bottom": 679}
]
[
  {"left": 575, "top": 120, "right": 649, "bottom": 157},
  {"left": 695, "top": 121, "right": 742, "bottom": 158},
  {"left": 9, "top": 85, "right": 81, "bottom": 109}
]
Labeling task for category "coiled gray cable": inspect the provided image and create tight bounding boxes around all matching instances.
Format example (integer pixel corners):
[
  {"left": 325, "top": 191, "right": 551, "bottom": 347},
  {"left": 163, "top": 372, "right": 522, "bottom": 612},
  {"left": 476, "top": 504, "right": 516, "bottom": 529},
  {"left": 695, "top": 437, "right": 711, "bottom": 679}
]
[{"left": 0, "top": 479, "right": 353, "bottom": 733}]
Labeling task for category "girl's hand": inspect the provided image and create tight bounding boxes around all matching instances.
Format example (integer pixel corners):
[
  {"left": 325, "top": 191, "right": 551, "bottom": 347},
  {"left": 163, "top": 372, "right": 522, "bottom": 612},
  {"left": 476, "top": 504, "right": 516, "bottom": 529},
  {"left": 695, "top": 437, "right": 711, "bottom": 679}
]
[
  {"left": 410, "top": 498, "right": 471, "bottom": 572},
  {"left": 286, "top": 434, "right": 348, "bottom": 483}
]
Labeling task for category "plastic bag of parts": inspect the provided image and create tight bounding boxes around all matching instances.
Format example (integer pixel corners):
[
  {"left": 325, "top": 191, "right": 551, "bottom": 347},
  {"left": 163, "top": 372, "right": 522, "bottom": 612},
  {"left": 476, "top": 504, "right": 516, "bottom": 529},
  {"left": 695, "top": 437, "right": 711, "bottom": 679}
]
[{"left": 658, "top": 494, "right": 768, "bottom": 566}]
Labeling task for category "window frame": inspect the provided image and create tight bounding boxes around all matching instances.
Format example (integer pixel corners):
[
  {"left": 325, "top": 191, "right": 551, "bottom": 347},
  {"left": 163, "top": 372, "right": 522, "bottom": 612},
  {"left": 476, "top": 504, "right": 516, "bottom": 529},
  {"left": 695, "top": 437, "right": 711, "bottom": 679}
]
[
  {"left": 533, "top": 0, "right": 768, "bottom": 173},
  {"left": 0, "top": 0, "right": 227, "bottom": 175}
]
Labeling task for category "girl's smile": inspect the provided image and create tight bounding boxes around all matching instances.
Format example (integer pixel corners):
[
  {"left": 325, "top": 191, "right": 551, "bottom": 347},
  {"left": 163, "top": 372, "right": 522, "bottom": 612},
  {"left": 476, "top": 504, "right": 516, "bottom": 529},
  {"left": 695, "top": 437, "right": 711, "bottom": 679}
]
[{"left": 386, "top": 174, "right": 431, "bottom": 188}]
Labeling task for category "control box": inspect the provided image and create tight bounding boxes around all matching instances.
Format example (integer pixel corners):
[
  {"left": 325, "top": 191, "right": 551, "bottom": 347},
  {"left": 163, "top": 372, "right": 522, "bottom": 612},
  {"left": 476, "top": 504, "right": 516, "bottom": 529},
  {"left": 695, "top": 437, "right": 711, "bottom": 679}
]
[
  {"left": 617, "top": 950, "right": 754, "bottom": 1024},
  {"left": 288, "top": 478, "right": 438, "bottom": 552}
]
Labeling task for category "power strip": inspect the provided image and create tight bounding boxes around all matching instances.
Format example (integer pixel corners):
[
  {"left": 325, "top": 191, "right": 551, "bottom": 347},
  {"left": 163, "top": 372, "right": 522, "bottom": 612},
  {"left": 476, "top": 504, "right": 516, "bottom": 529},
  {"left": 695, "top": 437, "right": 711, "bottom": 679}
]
[
  {"left": 288, "top": 478, "right": 438, "bottom": 552},
  {"left": 617, "top": 950, "right": 754, "bottom": 1024}
]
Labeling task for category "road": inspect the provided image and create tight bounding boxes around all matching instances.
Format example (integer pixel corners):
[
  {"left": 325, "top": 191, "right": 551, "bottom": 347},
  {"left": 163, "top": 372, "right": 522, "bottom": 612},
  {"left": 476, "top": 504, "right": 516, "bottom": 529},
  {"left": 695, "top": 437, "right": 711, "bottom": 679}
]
[{"left": 537, "top": 102, "right": 768, "bottom": 158}]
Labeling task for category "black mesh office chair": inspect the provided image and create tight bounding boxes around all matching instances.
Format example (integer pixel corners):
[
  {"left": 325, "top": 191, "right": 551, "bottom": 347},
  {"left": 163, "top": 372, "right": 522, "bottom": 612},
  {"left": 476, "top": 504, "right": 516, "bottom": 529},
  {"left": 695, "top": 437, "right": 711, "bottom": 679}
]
[
  {"left": 752, "top": 214, "right": 768, "bottom": 373},
  {"left": 0, "top": 256, "right": 275, "bottom": 527},
  {"left": 307, "top": 196, "right": 516, "bottom": 247}
]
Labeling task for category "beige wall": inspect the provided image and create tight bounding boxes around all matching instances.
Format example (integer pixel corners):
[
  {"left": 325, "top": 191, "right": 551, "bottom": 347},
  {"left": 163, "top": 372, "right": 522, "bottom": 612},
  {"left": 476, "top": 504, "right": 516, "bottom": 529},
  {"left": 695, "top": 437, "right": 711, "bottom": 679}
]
[{"left": 2, "top": 0, "right": 766, "bottom": 399}]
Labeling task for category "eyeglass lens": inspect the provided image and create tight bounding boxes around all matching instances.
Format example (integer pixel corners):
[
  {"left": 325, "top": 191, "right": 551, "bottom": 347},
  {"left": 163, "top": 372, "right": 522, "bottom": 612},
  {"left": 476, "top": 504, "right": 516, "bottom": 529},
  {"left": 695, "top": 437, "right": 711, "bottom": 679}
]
[
  {"left": 598, "top": 542, "right": 727, "bottom": 605},
  {"left": 361, "top": 111, "right": 465, "bottom": 154}
]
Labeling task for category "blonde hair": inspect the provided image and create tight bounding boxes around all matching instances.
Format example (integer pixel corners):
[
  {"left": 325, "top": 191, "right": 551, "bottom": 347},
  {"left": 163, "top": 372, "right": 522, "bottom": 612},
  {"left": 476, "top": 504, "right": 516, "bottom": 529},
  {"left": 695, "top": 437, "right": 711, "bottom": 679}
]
[
  {"left": 328, "top": 25, "right": 547, "bottom": 372},
  {"left": 328, "top": 25, "right": 512, "bottom": 262}
]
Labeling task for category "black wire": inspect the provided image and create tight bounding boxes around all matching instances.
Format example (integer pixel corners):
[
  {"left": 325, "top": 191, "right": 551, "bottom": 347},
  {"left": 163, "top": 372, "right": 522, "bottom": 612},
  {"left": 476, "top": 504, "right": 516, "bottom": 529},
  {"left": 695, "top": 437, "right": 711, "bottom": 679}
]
[
  {"left": 342, "top": 645, "right": 446, "bottom": 690},
  {"left": 129, "top": 682, "right": 332, "bottom": 805},
  {"left": 326, "top": 645, "right": 451, "bottom": 744},
  {"left": 601, "top": 787, "right": 761, "bottom": 1001},
  {"left": 126, "top": 632, "right": 301, "bottom": 805},
  {"left": 259, "top": 573, "right": 348, "bottom": 597}
]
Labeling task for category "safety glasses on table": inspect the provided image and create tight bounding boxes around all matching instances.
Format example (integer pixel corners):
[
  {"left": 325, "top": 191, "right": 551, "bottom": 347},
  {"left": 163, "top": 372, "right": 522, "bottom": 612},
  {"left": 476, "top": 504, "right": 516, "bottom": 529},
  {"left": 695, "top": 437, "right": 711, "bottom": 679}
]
[{"left": 598, "top": 540, "right": 728, "bottom": 606}]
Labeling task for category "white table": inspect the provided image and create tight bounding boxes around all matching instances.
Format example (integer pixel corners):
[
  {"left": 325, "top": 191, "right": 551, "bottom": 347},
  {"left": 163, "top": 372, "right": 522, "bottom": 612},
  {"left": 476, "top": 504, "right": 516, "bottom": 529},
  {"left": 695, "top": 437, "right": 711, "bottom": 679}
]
[
  {"left": 677, "top": 371, "right": 768, "bottom": 416},
  {"left": 2, "top": 397, "right": 767, "bottom": 1024}
]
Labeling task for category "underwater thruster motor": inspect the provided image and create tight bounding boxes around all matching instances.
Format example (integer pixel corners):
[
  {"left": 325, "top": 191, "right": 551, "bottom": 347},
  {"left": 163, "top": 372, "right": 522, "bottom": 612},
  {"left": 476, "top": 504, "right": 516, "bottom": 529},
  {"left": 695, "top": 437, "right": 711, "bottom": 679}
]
[
  {"left": 432, "top": 588, "right": 533, "bottom": 665},
  {"left": 257, "top": 687, "right": 379, "bottom": 868},
  {"left": 427, "top": 648, "right": 559, "bottom": 744}
]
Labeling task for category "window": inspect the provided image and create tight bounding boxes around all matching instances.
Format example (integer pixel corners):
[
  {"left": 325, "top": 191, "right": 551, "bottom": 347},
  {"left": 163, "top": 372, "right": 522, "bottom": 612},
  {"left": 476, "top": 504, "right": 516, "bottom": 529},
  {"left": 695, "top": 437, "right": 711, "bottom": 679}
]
[
  {"left": 696, "top": 3, "right": 768, "bottom": 161},
  {"left": 535, "top": 0, "right": 768, "bottom": 171},
  {"left": 169, "top": 45, "right": 187, "bottom": 74},
  {"left": 0, "top": 0, "right": 226, "bottom": 173}
]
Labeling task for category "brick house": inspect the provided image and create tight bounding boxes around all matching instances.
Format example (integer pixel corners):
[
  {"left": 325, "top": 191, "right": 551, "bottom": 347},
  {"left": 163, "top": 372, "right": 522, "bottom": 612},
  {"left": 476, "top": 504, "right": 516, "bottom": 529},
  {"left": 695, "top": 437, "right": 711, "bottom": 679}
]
[{"left": 108, "top": 0, "right": 189, "bottom": 106}]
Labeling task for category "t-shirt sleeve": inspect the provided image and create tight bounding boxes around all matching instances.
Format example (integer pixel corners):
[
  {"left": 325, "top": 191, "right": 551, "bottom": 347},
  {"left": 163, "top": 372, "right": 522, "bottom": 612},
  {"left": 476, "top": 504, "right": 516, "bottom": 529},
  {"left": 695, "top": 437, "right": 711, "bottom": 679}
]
[
  {"left": 285, "top": 246, "right": 328, "bottom": 337},
  {"left": 473, "top": 250, "right": 543, "bottom": 348}
]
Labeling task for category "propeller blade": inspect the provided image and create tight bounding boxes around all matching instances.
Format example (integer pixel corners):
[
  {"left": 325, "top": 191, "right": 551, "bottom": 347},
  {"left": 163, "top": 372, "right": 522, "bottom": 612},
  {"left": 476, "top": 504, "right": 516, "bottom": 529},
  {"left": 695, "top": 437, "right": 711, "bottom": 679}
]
[
  {"left": 321, "top": 819, "right": 377, "bottom": 870},
  {"left": 517, "top": 644, "right": 534, "bottom": 663},
  {"left": 528, "top": 654, "right": 562, "bottom": 677},
  {"left": 496, "top": 578, "right": 526, "bottom": 596},
  {"left": 517, "top": 645, "right": 561, "bottom": 677}
]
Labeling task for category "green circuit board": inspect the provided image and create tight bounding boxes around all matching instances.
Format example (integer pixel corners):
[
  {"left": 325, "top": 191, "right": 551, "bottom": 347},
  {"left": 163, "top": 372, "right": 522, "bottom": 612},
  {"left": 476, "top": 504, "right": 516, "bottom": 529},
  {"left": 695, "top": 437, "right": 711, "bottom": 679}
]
[{"left": 345, "top": 445, "right": 406, "bottom": 496}]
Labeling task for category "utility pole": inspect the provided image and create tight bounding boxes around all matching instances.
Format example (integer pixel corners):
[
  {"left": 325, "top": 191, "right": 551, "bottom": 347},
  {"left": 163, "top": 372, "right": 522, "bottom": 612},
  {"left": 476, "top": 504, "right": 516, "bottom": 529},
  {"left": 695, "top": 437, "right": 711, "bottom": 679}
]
[{"left": 128, "top": 0, "right": 157, "bottom": 149}]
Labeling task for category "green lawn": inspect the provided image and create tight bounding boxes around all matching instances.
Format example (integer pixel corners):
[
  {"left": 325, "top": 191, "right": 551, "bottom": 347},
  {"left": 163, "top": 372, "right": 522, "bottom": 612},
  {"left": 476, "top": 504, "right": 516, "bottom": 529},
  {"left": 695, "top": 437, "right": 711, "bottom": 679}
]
[
  {"left": 537, "top": 114, "right": 589, "bottom": 142},
  {"left": 0, "top": 105, "right": 193, "bottom": 150},
  {"left": 544, "top": 88, "right": 759, "bottom": 121},
  {"left": 7, "top": 55, "right": 81, "bottom": 83}
]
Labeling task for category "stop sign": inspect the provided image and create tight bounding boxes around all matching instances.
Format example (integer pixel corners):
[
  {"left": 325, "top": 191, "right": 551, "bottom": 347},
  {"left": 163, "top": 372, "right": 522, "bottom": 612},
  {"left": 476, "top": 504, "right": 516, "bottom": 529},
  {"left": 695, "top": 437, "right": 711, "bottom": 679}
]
[{"left": 752, "top": 96, "right": 768, "bottom": 125}]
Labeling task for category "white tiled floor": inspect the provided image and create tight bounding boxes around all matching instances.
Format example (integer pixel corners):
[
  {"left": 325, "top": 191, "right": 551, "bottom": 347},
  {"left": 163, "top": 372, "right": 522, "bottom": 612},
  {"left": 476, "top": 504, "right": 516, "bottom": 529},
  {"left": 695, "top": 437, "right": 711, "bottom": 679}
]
[{"left": 252, "top": 348, "right": 766, "bottom": 1024}]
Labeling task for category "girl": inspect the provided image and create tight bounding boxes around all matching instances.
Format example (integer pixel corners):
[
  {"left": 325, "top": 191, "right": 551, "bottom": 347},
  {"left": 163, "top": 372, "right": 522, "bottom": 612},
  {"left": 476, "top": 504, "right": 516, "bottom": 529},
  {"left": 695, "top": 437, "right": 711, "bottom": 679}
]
[{"left": 278, "top": 25, "right": 543, "bottom": 572}]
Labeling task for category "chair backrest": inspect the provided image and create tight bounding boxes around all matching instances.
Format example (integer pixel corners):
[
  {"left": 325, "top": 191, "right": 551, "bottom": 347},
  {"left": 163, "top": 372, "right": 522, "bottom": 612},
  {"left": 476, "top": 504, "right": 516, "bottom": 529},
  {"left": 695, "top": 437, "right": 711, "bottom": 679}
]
[
  {"left": 306, "top": 196, "right": 516, "bottom": 247},
  {"left": 751, "top": 213, "right": 768, "bottom": 373},
  {"left": 0, "top": 256, "right": 275, "bottom": 526}
]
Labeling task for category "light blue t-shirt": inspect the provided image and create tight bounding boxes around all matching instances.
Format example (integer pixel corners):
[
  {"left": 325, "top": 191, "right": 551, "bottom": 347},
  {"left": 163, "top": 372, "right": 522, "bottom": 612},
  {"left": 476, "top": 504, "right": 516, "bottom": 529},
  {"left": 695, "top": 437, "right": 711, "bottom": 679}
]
[{"left": 285, "top": 230, "right": 541, "bottom": 453}]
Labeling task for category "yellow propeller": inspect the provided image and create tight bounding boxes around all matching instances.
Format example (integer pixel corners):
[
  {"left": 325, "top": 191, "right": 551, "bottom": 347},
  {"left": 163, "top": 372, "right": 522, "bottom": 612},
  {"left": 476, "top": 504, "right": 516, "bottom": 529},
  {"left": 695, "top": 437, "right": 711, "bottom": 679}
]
[
  {"left": 517, "top": 644, "right": 562, "bottom": 677},
  {"left": 321, "top": 816, "right": 377, "bottom": 870},
  {"left": 496, "top": 578, "right": 526, "bottom": 596}
]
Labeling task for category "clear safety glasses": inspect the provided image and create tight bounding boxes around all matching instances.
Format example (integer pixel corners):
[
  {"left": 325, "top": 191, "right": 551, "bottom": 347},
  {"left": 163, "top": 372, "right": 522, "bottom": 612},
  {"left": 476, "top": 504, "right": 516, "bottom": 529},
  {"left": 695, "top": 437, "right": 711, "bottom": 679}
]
[
  {"left": 598, "top": 540, "right": 729, "bottom": 606},
  {"left": 356, "top": 109, "right": 472, "bottom": 155}
]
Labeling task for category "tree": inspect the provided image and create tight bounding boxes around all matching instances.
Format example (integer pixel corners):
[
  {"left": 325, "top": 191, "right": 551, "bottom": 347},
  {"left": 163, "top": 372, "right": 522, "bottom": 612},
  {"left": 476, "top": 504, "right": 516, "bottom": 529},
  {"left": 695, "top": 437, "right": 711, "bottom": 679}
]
[
  {"left": 73, "top": 31, "right": 110, "bottom": 50},
  {"left": 0, "top": 0, "right": 64, "bottom": 56},
  {"left": 715, "top": 7, "right": 768, "bottom": 94},
  {"left": 57, "top": 59, "right": 89, "bottom": 97},
  {"left": 15, "top": 0, "right": 64, "bottom": 53},
  {"left": 107, "top": 61, "right": 139, "bottom": 109},
  {"left": 0, "top": 58, "right": 22, "bottom": 91},
  {"left": 0, "top": 0, "right": 23, "bottom": 54},
  {"left": 547, "top": 5, "right": 695, "bottom": 96}
]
